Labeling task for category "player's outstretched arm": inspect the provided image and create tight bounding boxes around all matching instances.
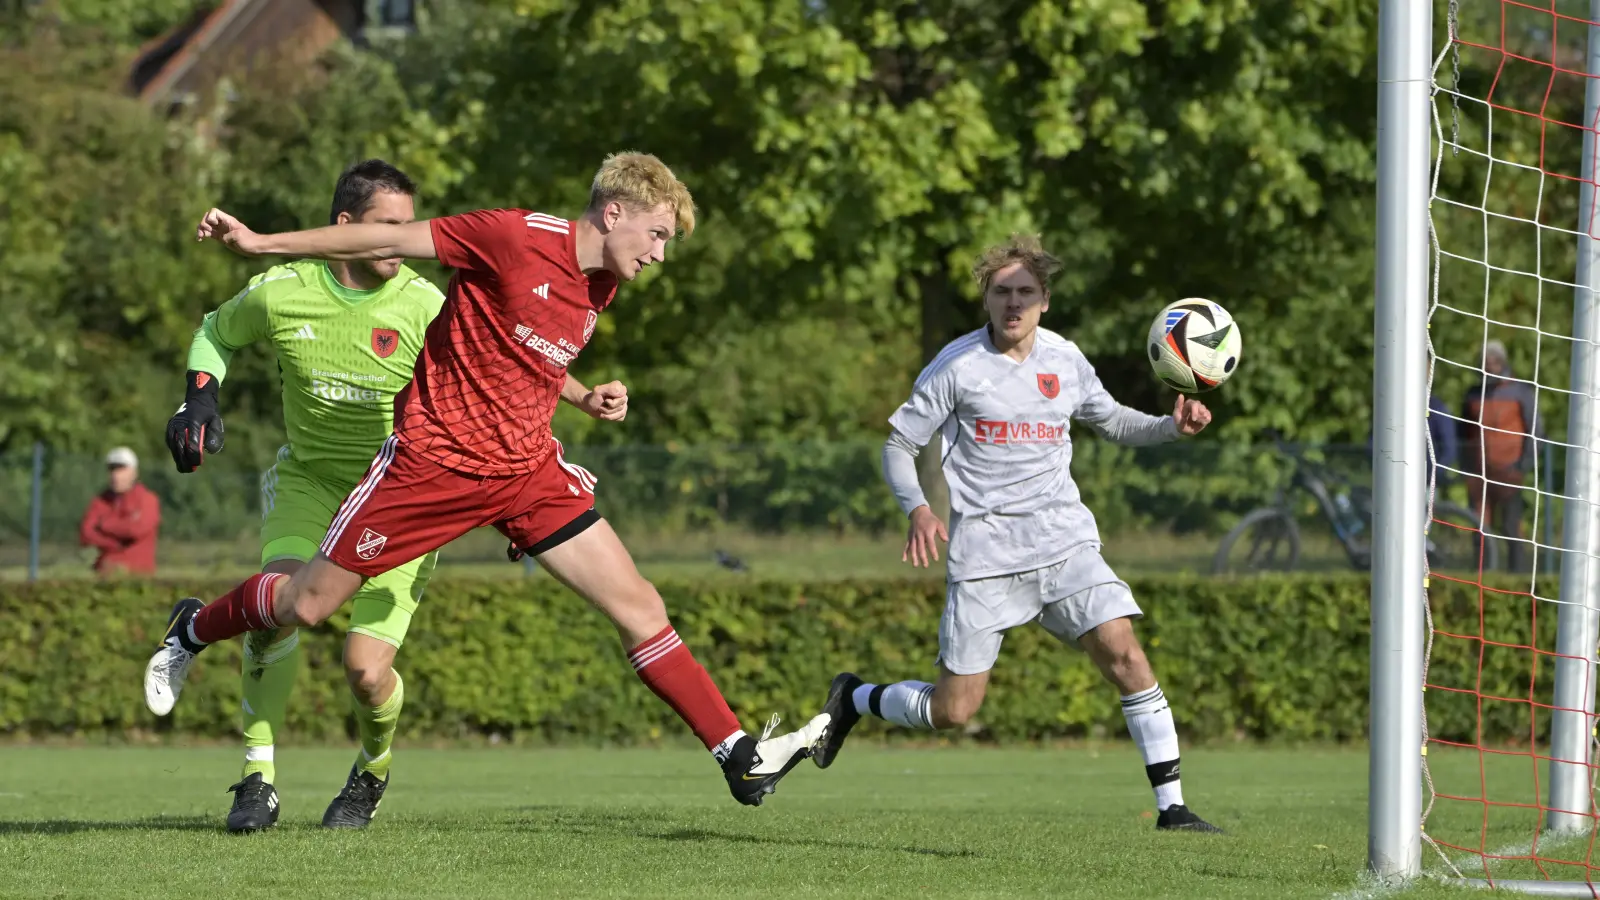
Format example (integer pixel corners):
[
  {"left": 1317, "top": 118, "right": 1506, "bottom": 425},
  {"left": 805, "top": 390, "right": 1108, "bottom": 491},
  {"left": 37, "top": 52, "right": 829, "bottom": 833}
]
[
  {"left": 1073, "top": 355, "right": 1189, "bottom": 445},
  {"left": 196, "top": 208, "right": 436, "bottom": 261}
]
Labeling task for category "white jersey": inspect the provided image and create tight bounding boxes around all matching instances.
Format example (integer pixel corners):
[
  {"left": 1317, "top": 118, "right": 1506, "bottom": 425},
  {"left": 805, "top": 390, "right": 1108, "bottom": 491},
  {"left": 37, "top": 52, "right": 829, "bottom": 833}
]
[{"left": 887, "top": 327, "right": 1179, "bottom": 581}]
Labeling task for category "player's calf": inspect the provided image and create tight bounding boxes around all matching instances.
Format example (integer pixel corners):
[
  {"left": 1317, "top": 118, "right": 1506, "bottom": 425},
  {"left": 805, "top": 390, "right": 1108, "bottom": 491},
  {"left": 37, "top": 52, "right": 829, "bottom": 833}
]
[
  {"left": 145, "top": 562, "right": 362, "bottom": 716},
  {"left": 1080, "top": 617, "right": 1222, "bottom": 832}
]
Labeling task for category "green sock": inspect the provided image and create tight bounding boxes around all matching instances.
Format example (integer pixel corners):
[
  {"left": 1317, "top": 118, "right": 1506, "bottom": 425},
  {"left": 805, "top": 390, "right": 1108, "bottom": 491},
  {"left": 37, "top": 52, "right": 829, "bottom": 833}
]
[
  {"left": 240, "top": 628, "right": 301, "bottom": 784},
  {"left": 354, "top": 670, "right": 404, "bottom": 780}
]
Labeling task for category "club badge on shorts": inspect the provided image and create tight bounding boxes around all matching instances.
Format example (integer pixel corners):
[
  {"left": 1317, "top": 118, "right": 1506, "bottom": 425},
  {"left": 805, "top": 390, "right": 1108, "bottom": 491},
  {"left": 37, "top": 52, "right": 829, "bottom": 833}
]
[
  {"left": 1037, "top": 373, "right": 1061, "bottom": 399},
  {"left": 371, "top": 328, "right": 400, "bottom": 359},
  {"left": 356, "top": 528, "right": 388, "bottom": 560}
]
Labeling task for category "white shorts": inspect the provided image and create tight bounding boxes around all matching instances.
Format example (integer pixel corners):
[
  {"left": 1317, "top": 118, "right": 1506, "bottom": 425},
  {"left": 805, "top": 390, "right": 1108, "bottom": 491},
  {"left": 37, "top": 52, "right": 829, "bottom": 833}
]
[{"left": 938, "top": 548, "right": 1143, "bottom": 676}]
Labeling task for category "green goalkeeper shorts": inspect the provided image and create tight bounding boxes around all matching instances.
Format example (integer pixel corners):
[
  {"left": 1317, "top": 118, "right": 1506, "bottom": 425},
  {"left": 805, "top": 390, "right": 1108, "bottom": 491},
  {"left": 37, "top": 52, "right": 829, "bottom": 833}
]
[{"left": 259, "top": 447, "right": 438, "bottom": 648}]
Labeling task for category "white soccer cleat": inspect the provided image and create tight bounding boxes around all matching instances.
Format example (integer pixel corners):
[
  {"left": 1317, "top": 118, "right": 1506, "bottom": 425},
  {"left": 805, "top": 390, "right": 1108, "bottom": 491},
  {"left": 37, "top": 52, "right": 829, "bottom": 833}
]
[
  {"left": 144, "top": 637, "right": 196, "bottom": 716},
  {"left": 752, "top": 712, "right": 833, "bottom": 776},
  {"left": 724, "top": 712, "right": 832, "bottom": 806},
  {"left": 144, "top": 598, "right": 204, "bottom": 716}
]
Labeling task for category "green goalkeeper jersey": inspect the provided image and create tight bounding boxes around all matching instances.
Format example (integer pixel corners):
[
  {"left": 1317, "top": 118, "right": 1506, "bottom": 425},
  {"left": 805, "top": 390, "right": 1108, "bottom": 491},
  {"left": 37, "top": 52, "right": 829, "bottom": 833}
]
[{"left": 188, "top": 260, "right": 446, "bottom": 484}]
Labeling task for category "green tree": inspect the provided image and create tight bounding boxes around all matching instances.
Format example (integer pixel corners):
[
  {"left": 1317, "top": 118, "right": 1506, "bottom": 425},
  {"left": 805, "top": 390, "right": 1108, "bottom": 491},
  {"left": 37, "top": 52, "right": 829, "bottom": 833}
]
[{"left": 398, "top": 0, "right": 1380, "bottom": 449}]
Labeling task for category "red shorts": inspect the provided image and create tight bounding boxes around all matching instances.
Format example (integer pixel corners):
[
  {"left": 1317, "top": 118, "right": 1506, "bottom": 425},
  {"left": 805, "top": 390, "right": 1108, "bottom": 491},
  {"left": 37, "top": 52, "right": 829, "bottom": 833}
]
[{"left": 320, "top": 435, "right": 597, "bottom": 577}]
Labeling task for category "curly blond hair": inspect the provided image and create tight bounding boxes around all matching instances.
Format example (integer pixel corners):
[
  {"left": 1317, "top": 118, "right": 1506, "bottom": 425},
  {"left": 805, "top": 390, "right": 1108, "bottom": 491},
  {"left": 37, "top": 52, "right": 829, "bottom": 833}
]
[
  {"left": 588, "top": 152, "right": 696, "bottom": 237},
  {"left": 972, "top": 235, "right": 1063, "bottom": 295}
]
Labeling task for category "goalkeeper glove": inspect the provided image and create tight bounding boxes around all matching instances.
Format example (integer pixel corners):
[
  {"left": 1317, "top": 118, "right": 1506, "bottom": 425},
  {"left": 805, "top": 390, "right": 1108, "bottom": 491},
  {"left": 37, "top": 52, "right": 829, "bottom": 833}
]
[{"left": 165, "top": 370, "right": 225, "bottom": 473}]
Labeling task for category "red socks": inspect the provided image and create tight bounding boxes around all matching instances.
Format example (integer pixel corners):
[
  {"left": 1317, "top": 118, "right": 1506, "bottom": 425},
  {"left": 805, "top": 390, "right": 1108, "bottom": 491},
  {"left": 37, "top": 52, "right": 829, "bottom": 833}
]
[
  {"left": 628, "top": 627, "right": 742, "bottom": 751},
  {"left": 191, "top": 573, "right": 286, "bottom": 644}
]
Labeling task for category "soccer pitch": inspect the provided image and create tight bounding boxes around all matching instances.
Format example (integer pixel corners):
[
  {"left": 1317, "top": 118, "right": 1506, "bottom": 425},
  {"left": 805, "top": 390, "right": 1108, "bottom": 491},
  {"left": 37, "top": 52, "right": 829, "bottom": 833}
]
[{"left": 0, "top": 744, "right": 1550, "bottom": 899}]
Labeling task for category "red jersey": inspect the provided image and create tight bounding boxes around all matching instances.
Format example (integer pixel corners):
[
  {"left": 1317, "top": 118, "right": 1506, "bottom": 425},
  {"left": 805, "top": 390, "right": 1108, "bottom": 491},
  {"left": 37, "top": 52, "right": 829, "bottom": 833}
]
[{"left": 397, "top": 209, "right": 618, "bottom": 475}]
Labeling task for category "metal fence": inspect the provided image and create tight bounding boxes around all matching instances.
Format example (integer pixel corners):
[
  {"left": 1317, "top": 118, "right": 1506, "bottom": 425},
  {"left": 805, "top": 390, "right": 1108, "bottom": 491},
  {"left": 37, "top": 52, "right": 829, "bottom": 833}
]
[{"left": 0, "top": 439, "right": 1558, "bottom": 581}]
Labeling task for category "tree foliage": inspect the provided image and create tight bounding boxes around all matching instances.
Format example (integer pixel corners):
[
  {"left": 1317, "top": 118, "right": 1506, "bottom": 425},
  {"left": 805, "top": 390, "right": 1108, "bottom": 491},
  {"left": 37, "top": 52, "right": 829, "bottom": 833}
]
[{"left": 3, "top": 0, "right": 1414, "bottom": 498}]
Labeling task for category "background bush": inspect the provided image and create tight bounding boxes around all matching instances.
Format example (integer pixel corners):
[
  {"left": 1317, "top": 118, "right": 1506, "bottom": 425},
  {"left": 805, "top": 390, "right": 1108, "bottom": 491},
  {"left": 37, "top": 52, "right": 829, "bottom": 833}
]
[{"left": 0, "top": 574, "right": 1551, "bottom": 745}]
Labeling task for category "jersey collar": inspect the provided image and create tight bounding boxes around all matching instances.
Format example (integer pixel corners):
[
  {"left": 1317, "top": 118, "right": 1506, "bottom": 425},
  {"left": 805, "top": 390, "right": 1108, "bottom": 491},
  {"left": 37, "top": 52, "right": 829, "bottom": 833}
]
[
  {"left": 320, "top": 263, "right": 395, "bottom": 308},
  {"left": 982, "top": 324, "right": 1038, "bottom": 365}
]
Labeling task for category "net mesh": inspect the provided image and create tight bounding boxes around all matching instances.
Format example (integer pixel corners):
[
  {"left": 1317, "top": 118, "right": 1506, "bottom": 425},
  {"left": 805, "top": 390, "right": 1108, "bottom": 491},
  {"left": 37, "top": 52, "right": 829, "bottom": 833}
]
[{"left": 1424, "top": 0, "right": 1600, "bottom": 886}]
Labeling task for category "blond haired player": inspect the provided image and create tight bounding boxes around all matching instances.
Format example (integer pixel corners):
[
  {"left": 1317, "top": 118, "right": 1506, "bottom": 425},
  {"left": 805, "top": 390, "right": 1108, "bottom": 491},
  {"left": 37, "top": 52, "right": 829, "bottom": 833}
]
[
  {"left": 814, "top": 236, "right": 1223, "bottom": 832},
  {"left": 145, "top": 153, "right": 828, "bottom": 809}
]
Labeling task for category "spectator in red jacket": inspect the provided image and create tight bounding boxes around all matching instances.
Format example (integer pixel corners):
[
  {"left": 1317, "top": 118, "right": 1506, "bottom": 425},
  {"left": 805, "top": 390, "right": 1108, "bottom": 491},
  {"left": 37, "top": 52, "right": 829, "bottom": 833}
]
[{"left": 79, "top": 447, "right": 161, "bottom": 576}]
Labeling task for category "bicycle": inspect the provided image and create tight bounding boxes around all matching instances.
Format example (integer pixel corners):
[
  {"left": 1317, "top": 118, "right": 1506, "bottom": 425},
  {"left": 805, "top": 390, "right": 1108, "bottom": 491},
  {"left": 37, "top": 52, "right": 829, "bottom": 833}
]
[{"left": 1212, "top": 436, "right": 1497, "bottom": 575}]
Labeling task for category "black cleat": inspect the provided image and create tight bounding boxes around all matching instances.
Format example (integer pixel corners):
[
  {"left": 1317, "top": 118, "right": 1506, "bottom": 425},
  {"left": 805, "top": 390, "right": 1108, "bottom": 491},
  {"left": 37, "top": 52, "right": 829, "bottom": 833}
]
[
  {"left": 722, "top": 713, "right": 831, "bottom": 807},
  {"left": 226, "top": 773, "right": 279, "bottom": 834},
  {"left": 322, "top": 766, "right": 388, "bottom": 829},
  {"left": 1156, "top": 804, "right": 1224, "bottom": 833},
  {"left": 813, "top": 673, "right": 864, "bottom": 769}
]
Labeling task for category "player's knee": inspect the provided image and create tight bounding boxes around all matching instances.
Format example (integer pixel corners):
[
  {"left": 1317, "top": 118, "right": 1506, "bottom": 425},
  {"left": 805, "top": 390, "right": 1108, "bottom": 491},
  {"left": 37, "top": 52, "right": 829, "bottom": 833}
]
[
  {"left": 613, "top": 579, "right": 669, "bottom": 643},
  {"left": 344, "top": 663, "right": 390, "bottom": 705},
  {"left": 1105, "top": 643, "right": 1154, "bottom": 692},
  {"left": 281, "top": 588, "right": 334, "bottom": 628}
]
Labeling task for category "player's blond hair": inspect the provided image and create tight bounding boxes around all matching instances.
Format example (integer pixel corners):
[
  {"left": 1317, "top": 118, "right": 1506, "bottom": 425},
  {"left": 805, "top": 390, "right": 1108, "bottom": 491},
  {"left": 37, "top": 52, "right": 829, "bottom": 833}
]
[
  {"left": 588, "top": 152, "right": 696, "bottom": 237},
  {"left": 972, "top": 235, "right": 1063, "bottom": 295}
]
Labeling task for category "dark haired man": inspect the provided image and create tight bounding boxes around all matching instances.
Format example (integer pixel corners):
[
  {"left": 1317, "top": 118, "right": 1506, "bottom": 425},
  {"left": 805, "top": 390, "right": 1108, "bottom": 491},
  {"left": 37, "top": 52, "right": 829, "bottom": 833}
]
[{"left": 163, "top": 159, "right": 460, "bottom": 832}]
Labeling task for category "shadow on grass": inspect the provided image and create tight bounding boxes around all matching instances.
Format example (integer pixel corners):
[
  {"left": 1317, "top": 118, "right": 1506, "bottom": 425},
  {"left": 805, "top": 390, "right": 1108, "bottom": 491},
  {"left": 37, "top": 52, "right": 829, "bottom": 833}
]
[
  {"left": 0, "top": 815, "right": 217, "bottom": 835},
  {"left": 510, "top": 806, "right": 980, "bottom": 859}
]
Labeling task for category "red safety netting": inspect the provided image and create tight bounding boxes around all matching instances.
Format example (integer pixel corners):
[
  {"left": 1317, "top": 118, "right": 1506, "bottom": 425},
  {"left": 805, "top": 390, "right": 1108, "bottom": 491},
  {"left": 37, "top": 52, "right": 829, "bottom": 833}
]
[{"left": 1424, "top": 0, "right": 1600, "bottom": 887}]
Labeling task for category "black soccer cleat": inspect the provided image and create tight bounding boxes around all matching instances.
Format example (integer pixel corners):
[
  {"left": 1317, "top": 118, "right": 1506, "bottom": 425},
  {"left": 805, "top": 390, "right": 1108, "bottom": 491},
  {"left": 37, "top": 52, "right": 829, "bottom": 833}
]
[
  {"left": 722, "top": 713, "right": 832, "bottom": 807},
  {"left": 1156, "top": 804, "right": 1224, "bottom": 834},
  {"left": 225, "top": 773, "right": 279, "bottom": 834},
  {"left": 322, "top": 765, "right": 388, "bottom": 829},
  {"left": 813, "top": 672, "right": 864, "bottom": 769}
]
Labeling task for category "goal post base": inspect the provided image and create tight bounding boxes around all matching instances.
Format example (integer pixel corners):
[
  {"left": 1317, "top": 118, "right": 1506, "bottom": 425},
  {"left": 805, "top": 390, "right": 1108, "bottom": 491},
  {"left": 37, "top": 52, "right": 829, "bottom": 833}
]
[{"left": 1448, "top": 879, "right": 1600, "bottom": 896}]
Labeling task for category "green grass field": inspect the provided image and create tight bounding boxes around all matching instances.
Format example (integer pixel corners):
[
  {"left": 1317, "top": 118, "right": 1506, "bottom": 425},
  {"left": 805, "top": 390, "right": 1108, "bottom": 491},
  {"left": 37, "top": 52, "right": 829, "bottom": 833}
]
[{"left": 3, "top": 744, "right": 1592, "bottom": 898}]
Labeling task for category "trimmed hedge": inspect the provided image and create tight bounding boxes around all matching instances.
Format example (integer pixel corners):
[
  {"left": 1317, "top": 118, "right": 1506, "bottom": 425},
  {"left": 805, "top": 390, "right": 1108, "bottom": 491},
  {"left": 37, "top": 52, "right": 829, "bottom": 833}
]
[{"left": 0, "top": 575, "right": 1559, "bottom": 743}]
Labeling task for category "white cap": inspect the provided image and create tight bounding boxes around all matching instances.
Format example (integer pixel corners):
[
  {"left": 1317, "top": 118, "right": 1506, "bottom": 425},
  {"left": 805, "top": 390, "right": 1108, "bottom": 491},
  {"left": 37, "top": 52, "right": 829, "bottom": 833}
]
[{"left": 105, "top": 447, "right": 138, "bottom": 469}]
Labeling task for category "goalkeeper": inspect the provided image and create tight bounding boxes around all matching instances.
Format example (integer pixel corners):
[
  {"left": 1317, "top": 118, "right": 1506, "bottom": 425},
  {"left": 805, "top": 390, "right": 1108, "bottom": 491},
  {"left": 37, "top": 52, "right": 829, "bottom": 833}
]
[{"left": 166, "top": 160, "right": 445, "bottom": 833}]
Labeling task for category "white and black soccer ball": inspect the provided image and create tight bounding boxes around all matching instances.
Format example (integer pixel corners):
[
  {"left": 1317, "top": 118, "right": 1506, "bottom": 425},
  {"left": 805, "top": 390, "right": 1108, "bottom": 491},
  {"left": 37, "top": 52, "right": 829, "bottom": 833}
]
[{"left": 1147, "top": 298, "right": 1241, "bottom": 393}]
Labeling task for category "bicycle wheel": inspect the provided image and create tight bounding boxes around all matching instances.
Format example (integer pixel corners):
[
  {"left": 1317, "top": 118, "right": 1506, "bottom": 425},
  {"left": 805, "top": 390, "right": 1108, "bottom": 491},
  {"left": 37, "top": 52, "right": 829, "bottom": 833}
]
[
  {"left": 1429, "top": 501, "right": 1501, "bottom": 573},
  {"left": 1213, "top": 508, "right": 1302, "bottom": 575}
]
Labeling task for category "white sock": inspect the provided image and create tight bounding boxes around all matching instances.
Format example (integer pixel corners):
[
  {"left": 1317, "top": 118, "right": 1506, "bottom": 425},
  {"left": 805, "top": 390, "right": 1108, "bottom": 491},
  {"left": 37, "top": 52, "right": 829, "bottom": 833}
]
[
  {"left": 1121, "top": 684, "right": 1184, "bottom": 811},
  {"left": 854, "top": 681, "right": 935, "bottom": 729},
  {"left": 712, "top": 730, "right": 749, "bottom": 765}
]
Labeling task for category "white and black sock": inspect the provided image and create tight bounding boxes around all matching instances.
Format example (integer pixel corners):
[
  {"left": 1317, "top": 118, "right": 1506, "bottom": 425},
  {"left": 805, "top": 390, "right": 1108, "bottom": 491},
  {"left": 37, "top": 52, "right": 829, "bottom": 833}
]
[
  {"left": 1121, "top": 684, "right": 1183, "bottom": 811},
  {"left": 851, "top": 681, "right": 935, "bottom": 729}
]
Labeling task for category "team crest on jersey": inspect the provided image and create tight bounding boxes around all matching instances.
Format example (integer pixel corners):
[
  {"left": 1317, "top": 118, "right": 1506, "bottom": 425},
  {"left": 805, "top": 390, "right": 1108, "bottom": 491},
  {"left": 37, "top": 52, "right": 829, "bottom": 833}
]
[
  {"left": 371, "top": 328, "right": 400, "bottom": 359},
  {"left": 355, "top": 528, "right": 388, "bottom": 561},
  {"left": 583, "top": 310, "right": 597, "bottom": 343},
  {"left": 1037, "top": 374, "right": 1061, "bottom": 399}
]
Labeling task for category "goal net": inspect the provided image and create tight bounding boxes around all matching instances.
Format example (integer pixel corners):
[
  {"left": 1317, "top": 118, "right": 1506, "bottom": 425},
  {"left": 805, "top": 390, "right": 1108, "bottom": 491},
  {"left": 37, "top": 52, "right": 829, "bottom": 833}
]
[{"left": 1417, "top": 0, "right": 1600, "bottom": 890}]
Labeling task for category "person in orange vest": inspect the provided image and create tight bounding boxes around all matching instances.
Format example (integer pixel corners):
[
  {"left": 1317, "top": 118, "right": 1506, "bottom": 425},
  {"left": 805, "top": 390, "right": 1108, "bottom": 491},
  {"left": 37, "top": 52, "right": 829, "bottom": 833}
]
[
  {"left": 79, "top": 447, "right": 161, "bottom": 575},
  {"left": 1461, "top": 340, "right": 1539, "bottom": 572}
]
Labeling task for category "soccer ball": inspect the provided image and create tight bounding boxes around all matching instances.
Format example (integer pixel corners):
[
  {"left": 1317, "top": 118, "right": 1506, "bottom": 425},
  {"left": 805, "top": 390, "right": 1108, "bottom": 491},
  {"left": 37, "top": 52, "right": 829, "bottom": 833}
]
[{"left": 1147, "top": 298, "right": 1241, "bottom": 393}]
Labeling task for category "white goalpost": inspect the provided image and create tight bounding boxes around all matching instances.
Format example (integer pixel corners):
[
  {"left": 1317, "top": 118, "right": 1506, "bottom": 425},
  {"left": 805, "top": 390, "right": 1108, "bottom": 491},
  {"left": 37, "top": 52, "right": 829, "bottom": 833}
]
[
  {"left": 1372, "top": 0, "right": 1431, "bottom": 880},
  {"left": 1372, "top": 0, "right": 1600, "bottom": 890}
]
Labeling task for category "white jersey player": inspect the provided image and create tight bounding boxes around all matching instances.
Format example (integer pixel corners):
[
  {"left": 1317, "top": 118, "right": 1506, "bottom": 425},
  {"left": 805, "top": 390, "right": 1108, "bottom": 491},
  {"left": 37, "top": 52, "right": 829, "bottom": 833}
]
[{"left": 812, "top": 236, "right": 1222, "bottom": 833}]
